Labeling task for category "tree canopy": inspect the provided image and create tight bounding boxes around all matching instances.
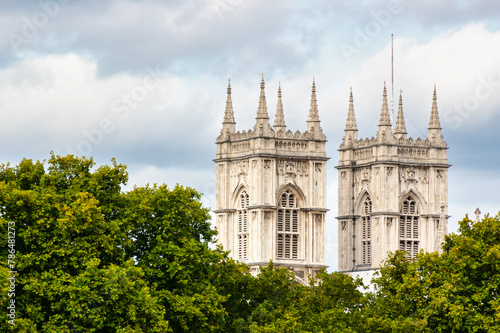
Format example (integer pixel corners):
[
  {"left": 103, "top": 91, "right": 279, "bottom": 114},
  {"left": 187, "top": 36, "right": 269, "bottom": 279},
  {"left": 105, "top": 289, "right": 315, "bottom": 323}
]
[{"left": 0, "top": 154, "right": 499, "bottom": 332}]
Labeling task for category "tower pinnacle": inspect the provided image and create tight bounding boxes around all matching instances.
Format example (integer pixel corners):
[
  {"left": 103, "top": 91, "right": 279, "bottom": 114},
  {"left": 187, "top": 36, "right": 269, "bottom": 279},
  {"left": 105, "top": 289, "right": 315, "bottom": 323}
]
[
  {"left": 377, "top": 83, "right": 393, "bottom": 142},
  {"left": 428, "top": 85, "right": 444, "bottom": 145},
  {"left": 223, "top": 79, "right": 235, "bottom": 125},
  {"left": 378, "top": 83, "right": 391, "bottom": 126},
  {"left": 306, "top": 79, "right": 325, "bottom": 140},
  {"left": 307, "top": 78, "right": 319, "bottom": 121},
  {"left": 273, "top": 84, "right": 286, "bottom": 131},
  {"left": 345, "top": 87, "right": 357, "bottom": 131},
  {"left": 342, "top": 87, "right": 358, "bottom": 147},
  {"left": 217, "top": 78, "right": 236, "bottom": 141},
  {"left": 254, "top": 75, "right": 273, "bottom": 137},
  {"left": 256, "top": 75, "right": 269, "bottom": 119},
  {"left": 394, "top": 90, "right": 407, "bottom": 139},
  {"left": 428, "top": 85, "right": 441, "bottom": 130}
]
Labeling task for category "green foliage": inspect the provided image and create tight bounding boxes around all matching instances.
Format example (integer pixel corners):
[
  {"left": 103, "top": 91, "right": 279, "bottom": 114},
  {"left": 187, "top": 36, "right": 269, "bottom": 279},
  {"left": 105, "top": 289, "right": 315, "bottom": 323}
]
[
  {"left": 424, "top": 214, "right": 500, "bottom": 332},
  {"left": 123, "top": 184, "right": 230, "bottom": 332},
  {"left": 0, "top": 154, "right": 258, "bottom": 332},
  {"left": 1, "top": 154, "right": 499, "bottom": 332},
  {"left": 369, "top": 213, "right": 500, "bottom": 332},
  {"left": 299, "top": 270, "right": 367, "bottom": 332},
  {"left": 0, "top": 154, "right": 168, "bottom": 332}
]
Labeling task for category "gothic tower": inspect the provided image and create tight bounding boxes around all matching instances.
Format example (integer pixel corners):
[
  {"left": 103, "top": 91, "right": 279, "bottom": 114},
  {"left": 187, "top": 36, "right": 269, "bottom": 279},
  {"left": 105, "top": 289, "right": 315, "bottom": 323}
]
[
  {"left": 214, "top": 77, "right": 329, "bottom": 283},
  {"left": 337, "top": 85, "right": 449, "bottom": 272}
]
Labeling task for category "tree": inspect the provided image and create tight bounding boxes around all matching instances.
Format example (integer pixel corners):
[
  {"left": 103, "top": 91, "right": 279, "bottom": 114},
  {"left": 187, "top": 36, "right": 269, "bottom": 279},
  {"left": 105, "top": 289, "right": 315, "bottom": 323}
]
[
  {"left": 237, "top": 263, "right": 307, "bottom": 332},
  {"left": 366, "top": 251, "right": 438, "bottom": 332},
  {"left": 367, "top": 213, "right": 500, "bottom": 332},
  {"left": 299, "top": 270, "right": 367, "bottom": 332},
  {"left": 0, "top": 154, "right": 252, "bottom": 332},
  {"left": 0, "top": 154, "right": 169, "bottom": 332},
  {"left": 123, "top": 184, "right": 231, "bottom": 332},
  {"left": 423, "top": 213, "right": 500, "bottom": 332}
]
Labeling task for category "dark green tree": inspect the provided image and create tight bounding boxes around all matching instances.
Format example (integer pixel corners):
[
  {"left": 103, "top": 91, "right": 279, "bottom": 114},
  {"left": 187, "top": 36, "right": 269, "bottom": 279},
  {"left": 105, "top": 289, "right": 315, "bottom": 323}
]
[
  {"left": 299, "top": 270, "right": 367, "bottom": 332},
  {"left": 0, "top": 154, "right": 169, "bottom": 332},
  {"left": 123, "top": 184, "right": 231, "bottom": 332},
  {"left": 0, "top": 154, "right": 254, "bottom": 332}
]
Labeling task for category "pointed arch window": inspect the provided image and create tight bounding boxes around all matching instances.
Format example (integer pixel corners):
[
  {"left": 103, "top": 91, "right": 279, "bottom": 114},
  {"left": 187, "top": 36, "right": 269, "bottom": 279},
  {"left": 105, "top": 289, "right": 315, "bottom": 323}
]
[
  {"left": 238, "top": 191, "right": 249, "bottom": 260},
  {"left": 399, "top": 196, "right": 419, "bottom": 259},
  {"left": 277, "top": 190, "right": 299, "bottom": 259},
  {"left": 361, "top": 197, "right": 372, "bottom": 264}
]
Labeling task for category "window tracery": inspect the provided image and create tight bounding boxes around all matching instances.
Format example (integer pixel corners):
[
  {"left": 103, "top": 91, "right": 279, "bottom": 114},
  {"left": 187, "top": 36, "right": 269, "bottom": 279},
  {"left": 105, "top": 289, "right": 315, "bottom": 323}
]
[
  {"left": 399, "top": 196, "right": 419, "bottom": 259},
  {"left": 238, "top": 191, "right": 249, "bottom": 260},
  {"left": 277, "top": 190, "right": 299, "bottom": 259},
  {"left": 361, "top": 197, "right": 372, "bottom": 264}
]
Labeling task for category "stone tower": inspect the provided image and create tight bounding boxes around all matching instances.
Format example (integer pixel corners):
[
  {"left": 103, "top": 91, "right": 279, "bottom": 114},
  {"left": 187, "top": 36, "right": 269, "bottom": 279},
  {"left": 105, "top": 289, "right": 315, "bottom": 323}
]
[
  {"left": 337, "top": 85, "right": 449, "bottom": 272},
  {"left": 214, "top": 77, "right": 329, "bottom": 283}
]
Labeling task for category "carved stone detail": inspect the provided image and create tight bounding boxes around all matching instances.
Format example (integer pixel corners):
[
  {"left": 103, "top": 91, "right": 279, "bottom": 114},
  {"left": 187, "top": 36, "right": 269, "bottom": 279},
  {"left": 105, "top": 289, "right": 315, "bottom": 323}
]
[{"left": 341, "top": 220, "right": 347, "bottom": 230}]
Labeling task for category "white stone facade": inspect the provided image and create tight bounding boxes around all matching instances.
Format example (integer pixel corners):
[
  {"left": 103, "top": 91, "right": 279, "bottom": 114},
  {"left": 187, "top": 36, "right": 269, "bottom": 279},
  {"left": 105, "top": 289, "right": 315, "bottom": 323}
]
[
  {"left": 214, "top": 78, "right": 328, "bottom": 283},
  {"left": 337, "top": 86, "right": 449, "bottom": 272}
]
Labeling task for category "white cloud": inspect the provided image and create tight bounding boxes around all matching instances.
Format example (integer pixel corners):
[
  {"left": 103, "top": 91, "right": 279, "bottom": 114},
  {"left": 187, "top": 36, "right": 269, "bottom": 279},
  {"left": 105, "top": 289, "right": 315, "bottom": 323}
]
[{"left": 327, "top": 22, "right": 500, "bottom": 136}]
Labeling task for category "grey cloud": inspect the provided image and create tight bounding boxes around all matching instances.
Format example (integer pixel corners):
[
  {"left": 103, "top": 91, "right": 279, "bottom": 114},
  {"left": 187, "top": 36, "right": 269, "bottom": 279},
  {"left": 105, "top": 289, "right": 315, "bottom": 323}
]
[{"left": 1, "top": 0, "right": 331, "bottom": 77}]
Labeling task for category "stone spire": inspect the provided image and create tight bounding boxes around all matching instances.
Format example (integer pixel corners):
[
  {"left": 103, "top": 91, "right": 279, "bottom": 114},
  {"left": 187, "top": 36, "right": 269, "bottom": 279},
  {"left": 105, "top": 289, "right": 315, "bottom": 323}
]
[
  {"left": 256, "top": 75, "right": 269, "bottom": 119},
  {"left": 345, "top": 87, "right": 357, "bottom": 131},
  {"left": 223, "top": 79, "right": 235, "bottom": 126},
  {"left": 273, "top": 84, "right": 286, "bottom": 132},
  {"left": 342, "top": 87, "right": 358, "bottom": 147},
  {"left": 254, "top": 75, "right": 273, "bottom": 137},
  {"left": 378, "top": 83, "right": 391, "bottom": 126},
  {"left": 394, "top": 90, "right": 407, "bottom": 139},
  {"left": 307, "top": 79, "right": 319, "bottom": 122},
  {"left": 428, "top": 85, "right": 441, "bottom": 130},
  {"left": 377, "top": 83, "right": 393, "bottom": 142},
  {"left": 306, "top": 79, "right": 325, "bottom": 140},
  {"left": 428, "top": 85, "right": 444, "bottom": 145},
  {"left": 217, "top": 79, "right": 236, "bottom": 141}
]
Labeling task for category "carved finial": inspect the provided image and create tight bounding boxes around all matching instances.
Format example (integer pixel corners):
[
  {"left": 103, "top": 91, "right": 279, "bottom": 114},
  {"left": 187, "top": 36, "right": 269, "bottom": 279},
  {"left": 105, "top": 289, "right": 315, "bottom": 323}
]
[
  {"left": 394, "top": 90, "right": 407, "bottom": 138},
  {"left": 428, "top": 85, "right": 441, "bottom": 130},
  {"left": 378, "top": 83, "right": 391, "bottom": 126},
  {"left": 223, "top": 79, "right": 235, "bottom": 125},
  {"left": 274, "top": 84, "right": 286, "bottom": 129},
  {"left": 306, "top": 79, "right": 325, "bottom": 140},
  {"left": 308, "top": 79, "right": 319, "bottom": 121},
  {"left": 345, "top": 87, "right": 357, "bottom": 131},
  {"left": 253, "top": 76, "right": 272, "bottom": 137},
  {"left": 256, "top": 74, "right": 269, "bottom": 119},
  {"left": 217, "top": 79, "right": 236, "bottom": 141}
]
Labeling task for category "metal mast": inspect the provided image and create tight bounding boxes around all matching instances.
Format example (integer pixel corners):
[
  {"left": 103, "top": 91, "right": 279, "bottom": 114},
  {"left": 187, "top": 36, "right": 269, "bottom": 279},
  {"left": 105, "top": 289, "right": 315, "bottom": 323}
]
[{"left": 391, "top": 34, "right": 395, "bottom": 130}]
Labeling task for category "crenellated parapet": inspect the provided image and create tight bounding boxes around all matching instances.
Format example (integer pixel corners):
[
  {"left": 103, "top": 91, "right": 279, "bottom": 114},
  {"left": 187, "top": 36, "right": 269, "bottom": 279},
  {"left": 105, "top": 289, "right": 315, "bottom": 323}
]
[
  {"left": 222, "top": 127, "right": 326, "bottom": 143},
  {"left": 343, "top": 132, "right": 447, "bottom": 149}
]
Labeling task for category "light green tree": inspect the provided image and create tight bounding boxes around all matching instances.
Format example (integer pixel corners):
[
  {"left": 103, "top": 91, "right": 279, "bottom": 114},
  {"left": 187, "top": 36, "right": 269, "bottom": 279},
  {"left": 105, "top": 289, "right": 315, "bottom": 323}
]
[{"left": 368, "top": 213, "right": 500, "bottom": 332}]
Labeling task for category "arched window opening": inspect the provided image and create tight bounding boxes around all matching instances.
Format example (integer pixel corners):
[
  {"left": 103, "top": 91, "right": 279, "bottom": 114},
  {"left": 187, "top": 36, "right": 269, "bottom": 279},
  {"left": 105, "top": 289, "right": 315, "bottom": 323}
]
[
  {"left": 361, "top": 197, "right": 372, "bottom": 264},
  {"left": 399, "top": 196, "right": 419, "bottom": 259},
  {"left": 277, "top": 190, "right": 299, "bottom": 259},
  {"left": 238, "top": 191, "right": 249, "bottom": 260}
]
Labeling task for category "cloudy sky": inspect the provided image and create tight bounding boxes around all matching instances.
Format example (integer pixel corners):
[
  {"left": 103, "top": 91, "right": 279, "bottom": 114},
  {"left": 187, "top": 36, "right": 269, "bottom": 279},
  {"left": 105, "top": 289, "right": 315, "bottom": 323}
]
[{"left": 1, "top": 0, "right": 499, "bottom": 270}]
